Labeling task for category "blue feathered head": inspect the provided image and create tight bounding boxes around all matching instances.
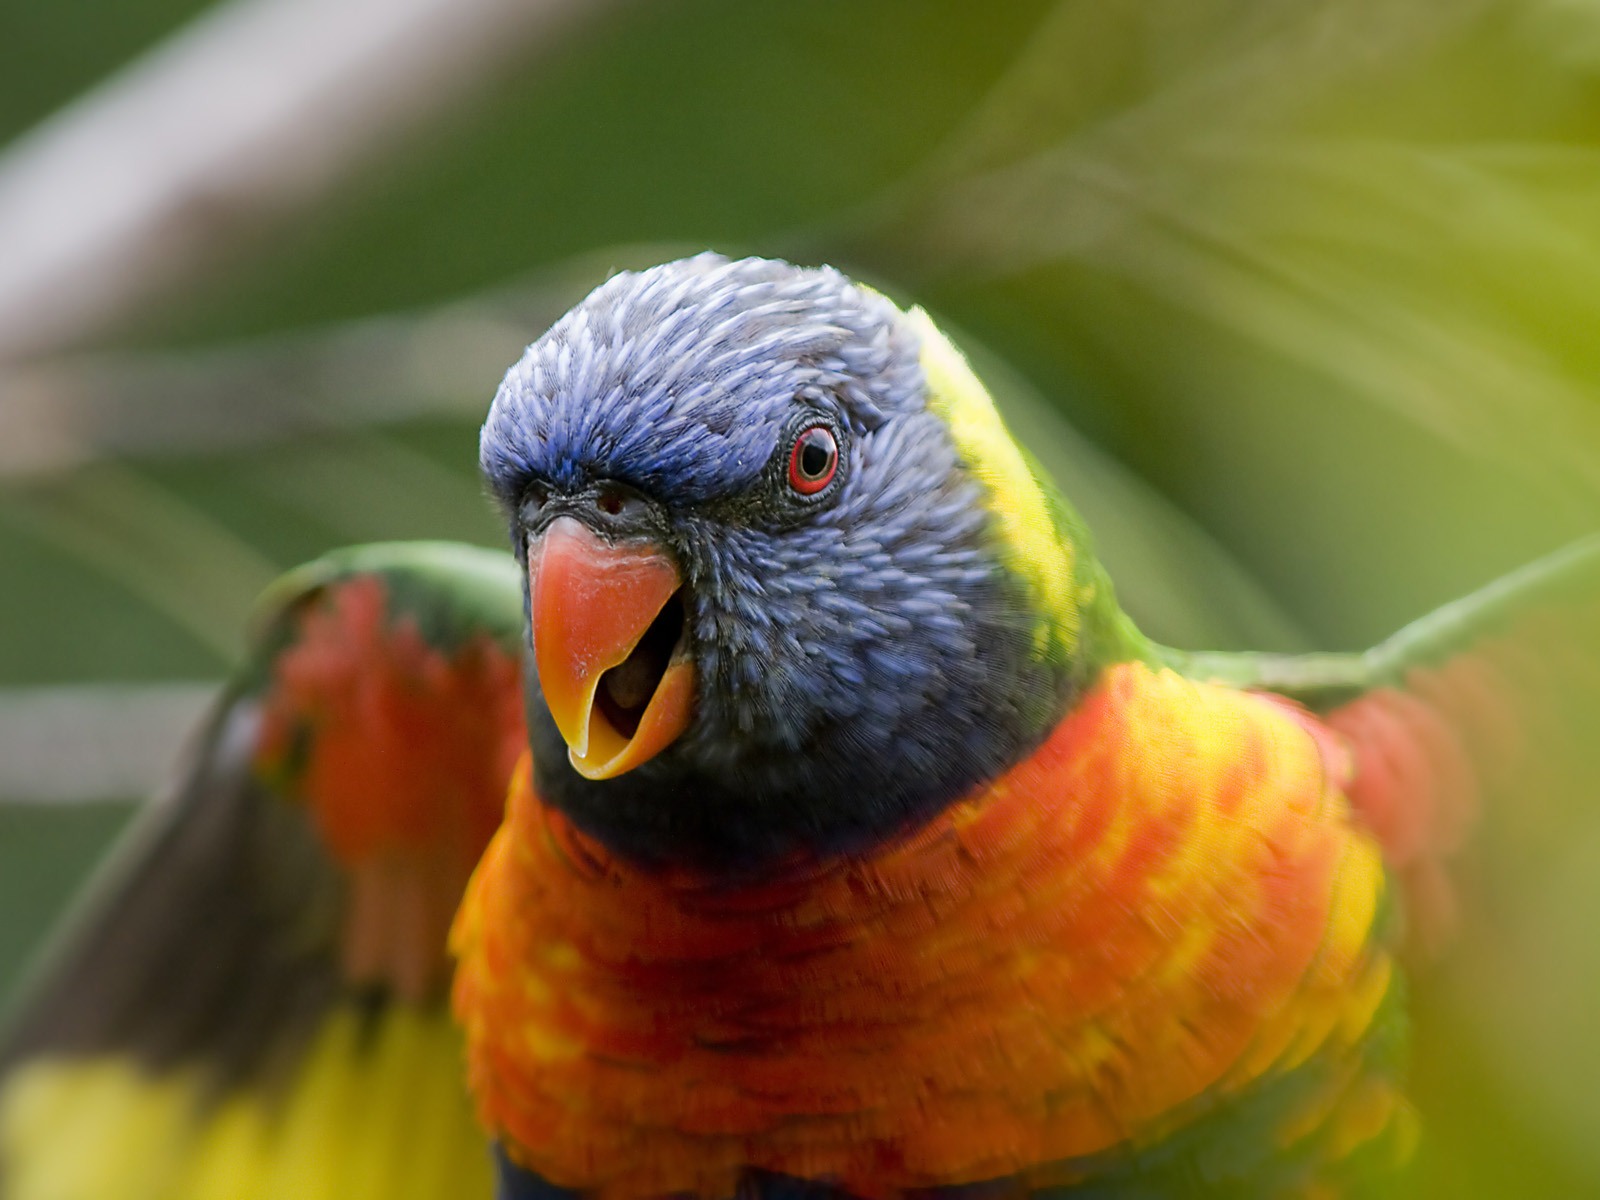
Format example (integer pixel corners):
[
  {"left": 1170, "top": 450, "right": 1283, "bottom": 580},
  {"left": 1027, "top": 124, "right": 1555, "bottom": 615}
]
[{"left": 481, "top": 254, "right": 1092, "bottom": 870}]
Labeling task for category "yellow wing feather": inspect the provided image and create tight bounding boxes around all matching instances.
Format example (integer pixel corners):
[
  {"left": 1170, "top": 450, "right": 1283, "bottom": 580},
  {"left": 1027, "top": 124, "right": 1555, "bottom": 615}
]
[{"left": 0, "top": 1006, "right": 492, "bottom": 1200}]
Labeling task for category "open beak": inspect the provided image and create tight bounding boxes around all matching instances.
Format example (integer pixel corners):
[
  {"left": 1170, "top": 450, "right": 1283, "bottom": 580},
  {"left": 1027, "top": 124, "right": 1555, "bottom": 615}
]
[{"left": 528, "top": 516, "right": 693, "bottom": 779}]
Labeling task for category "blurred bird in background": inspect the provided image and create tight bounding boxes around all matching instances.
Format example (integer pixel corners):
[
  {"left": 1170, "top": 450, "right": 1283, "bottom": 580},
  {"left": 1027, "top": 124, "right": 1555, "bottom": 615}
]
[{"left": 0, "top": 1, "right": 1597, "bottom": 1196}]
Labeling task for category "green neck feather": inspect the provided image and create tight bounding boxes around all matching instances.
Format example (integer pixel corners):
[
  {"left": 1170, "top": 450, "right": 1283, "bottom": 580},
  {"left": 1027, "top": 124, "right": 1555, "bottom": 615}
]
[{"left": 910, "top": 307, "right": 1152, "bottom": 686}]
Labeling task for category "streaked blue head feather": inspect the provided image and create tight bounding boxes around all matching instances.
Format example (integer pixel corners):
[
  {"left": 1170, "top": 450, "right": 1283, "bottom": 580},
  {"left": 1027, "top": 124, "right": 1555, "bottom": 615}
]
[{"left": 482, "top": 254, "right": 922, "bottom": 505}]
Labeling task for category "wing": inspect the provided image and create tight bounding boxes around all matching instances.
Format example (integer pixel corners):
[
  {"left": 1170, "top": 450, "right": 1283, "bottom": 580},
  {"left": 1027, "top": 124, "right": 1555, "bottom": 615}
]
[
  {"left": 1166, "top": 533, "right": 1600, "bottom": 953},
  {"left": 0, "top": 541, "right": 526, "bottom": 1200}
]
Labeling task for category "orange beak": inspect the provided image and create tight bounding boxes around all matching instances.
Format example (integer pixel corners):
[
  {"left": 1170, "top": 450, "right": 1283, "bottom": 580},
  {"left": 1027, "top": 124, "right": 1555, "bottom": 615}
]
[{"left": 528, "top": 516, "right": 694, "bottom": 779}]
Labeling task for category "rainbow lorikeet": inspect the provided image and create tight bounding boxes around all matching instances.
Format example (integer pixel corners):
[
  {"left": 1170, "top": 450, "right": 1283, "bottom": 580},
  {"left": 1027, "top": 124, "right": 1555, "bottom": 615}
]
[{"left": 0, "top": 255, "right": 1595, "bottom": 1199}]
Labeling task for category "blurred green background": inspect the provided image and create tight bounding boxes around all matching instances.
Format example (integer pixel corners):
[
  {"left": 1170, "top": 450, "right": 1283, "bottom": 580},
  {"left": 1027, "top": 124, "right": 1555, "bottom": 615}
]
[{"left": 1, "top": 0, "right": 1598, "bottom": 1193}]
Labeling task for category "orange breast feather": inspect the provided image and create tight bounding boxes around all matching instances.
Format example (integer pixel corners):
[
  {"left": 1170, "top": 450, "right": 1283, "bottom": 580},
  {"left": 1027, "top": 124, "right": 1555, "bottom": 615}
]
[{"left": 451, "top": 663, "right": 1394, "bottom": 1198}]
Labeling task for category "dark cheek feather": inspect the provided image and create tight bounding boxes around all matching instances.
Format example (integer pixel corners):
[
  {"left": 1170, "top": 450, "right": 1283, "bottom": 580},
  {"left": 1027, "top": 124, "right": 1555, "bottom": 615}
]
[
  {"left": 526, "top": 614, "right": 1075, "bottom": 876},
  {"left": 493, "top": 1147, "right": 579, "bottom": 1200},
  {"left": 493, "top": 1150, "right": 903, "bottom": 1200}
]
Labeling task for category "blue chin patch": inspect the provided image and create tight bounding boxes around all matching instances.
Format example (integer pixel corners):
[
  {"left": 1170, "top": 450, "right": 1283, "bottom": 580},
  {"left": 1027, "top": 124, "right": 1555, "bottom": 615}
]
[
  {"left": 493, "top": 1145, "right": 580, "bottom": 1200},
  {"left": 493, "top": 1146, "right": 873, "bottom": 1200}
]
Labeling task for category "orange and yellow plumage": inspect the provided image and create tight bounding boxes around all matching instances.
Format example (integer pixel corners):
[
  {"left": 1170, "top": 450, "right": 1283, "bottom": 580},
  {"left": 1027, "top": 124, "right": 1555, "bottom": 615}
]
[{"left": 453, "top": 662, "right": 1410, "bottom": 1197}]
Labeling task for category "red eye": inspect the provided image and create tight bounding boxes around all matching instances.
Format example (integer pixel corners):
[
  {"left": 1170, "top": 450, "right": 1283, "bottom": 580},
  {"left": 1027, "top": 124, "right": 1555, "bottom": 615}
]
[{"left": 787, "top": 425, "right": 838, "bottom": 494}]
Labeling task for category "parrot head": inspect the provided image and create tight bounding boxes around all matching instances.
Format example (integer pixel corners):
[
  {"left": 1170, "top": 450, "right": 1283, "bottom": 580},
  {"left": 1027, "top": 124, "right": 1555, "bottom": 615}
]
[{"left": 481, "top": 254, "right": 1140, "bottom": 869}]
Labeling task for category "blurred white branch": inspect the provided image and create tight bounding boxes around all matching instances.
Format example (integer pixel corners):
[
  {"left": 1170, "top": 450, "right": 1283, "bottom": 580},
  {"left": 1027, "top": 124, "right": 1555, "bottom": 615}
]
[
  {"left": 0, "top": 244, "right": 684, "bottom": 475},
  {"left": 0, "top": 301, "right": 531, "bottom": 475},
  {"left": 0, "top": 0, "right": 621, "bottom": 363},
  {"left": 0, "top": 682, "right": 216, "bottom": 802}
]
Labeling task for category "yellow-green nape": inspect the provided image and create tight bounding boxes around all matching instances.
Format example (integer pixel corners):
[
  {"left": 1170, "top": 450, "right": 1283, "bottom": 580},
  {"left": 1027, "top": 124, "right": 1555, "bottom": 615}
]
[
  {"left": 909, "top": 306, "right": 1082, "bottom": 659},
  {"left": 0, "top": 1007, "right": 491, "bottom": 1200}
]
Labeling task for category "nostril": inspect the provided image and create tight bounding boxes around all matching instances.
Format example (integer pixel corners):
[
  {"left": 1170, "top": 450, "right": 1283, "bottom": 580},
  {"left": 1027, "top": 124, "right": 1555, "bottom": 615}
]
[{"left": 595, "top": 483, "right": 643, "bottom": 518}]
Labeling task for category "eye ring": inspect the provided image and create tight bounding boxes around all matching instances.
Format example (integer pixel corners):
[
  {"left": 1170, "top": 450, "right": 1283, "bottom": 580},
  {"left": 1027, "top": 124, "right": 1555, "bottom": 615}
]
[{"left": 787, "top": 425, "right": 839, "bottom": 495}]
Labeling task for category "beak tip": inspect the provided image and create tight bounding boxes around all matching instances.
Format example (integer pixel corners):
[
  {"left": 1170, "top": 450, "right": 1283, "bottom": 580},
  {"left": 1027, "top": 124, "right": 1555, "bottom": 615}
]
[
  {"left": 557, "top": 658, "right": 695, "bottom": 782},
  {"left": 566, "top": 746, "right": 609, "bottom": 781}
]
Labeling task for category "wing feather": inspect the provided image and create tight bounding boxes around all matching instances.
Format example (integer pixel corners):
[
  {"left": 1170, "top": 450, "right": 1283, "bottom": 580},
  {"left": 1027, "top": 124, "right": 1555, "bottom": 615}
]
[{"left": 0, "top": 541, "right": 524, "bottom": 1200}]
